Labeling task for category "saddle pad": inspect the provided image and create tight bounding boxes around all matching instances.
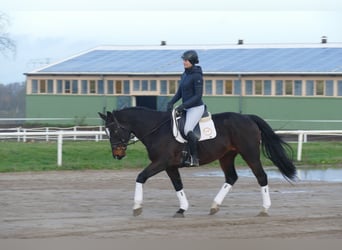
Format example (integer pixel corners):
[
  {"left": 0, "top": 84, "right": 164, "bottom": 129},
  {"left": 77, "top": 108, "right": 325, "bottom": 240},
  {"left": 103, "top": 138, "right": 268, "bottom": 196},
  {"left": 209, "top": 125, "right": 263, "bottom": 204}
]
[{"left": 172, "top": 109, "right": 217, "bottom": 143}]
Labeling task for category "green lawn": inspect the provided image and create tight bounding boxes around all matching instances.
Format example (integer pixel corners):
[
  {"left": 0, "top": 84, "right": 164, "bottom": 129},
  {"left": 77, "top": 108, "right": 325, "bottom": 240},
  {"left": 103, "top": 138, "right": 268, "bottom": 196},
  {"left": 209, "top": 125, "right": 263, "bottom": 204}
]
[{"left": 0, "top": 140, "right": 342, "bottom": 172}]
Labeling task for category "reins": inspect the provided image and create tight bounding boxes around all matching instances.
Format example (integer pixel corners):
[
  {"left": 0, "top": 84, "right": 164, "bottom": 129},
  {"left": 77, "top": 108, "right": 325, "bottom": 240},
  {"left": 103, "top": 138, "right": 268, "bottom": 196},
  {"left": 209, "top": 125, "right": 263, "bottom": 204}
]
[{"left": 106, "top": 116, "right": 171, "bottom": 147}]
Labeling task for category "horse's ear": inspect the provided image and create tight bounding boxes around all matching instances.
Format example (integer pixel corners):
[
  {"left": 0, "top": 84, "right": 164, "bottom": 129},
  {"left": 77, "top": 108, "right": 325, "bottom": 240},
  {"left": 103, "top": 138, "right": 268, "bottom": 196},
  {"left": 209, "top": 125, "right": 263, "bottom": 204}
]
[
  {"left": 106, "top": 111, "right": 112, "bottom": 118},
  {"left": 98, "top": 112, "right": 106, "bottom": 121}
]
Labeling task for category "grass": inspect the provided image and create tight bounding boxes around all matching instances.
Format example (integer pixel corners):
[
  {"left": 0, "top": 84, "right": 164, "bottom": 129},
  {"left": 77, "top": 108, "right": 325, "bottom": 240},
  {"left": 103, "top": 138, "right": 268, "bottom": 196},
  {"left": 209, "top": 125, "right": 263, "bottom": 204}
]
[{"left": 1, "top": 140, "right": 342, "bottom": 172}]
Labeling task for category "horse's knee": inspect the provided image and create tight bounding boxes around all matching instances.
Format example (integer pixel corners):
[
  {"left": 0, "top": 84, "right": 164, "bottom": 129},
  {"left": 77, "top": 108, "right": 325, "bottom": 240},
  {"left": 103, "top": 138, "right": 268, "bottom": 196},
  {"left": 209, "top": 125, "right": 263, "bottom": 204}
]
[
  {"left": 136, "top": 170, "right": 148, "bottom": 184},
  {"left": 256, "top": 172, "right": 268, "bottom": 187},
  {"left": 226, "top": 174, "right": 238, "bottom": 186}
]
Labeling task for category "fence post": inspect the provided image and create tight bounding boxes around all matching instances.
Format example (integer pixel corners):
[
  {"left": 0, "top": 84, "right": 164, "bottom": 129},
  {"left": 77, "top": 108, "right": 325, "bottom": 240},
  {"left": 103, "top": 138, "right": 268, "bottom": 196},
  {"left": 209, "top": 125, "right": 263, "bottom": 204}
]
[
  {"left": 73, "top": 126, "right": 77, "bottom": 141},
  {"left": 297, "top": 132, "right": 304, "bottom": 161},
  {"left": 46, "top": 127, "right": 49, "bottom": 142},
  {"left": 17, "top": 127, "right": 21, "bottom": 142},
  {"left": 23, "top": 129, "right": 27, "bottom": 142},
  {"left": 57, "top": 132, "right": 63, "bottom": 166}
]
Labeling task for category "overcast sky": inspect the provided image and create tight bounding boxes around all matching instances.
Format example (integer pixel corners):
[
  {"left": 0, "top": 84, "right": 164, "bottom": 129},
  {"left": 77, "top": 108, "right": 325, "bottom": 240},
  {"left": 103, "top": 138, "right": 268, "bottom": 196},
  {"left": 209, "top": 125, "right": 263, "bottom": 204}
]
[{"left": 1, "top": 0, "right": 342, "bottom": 84}]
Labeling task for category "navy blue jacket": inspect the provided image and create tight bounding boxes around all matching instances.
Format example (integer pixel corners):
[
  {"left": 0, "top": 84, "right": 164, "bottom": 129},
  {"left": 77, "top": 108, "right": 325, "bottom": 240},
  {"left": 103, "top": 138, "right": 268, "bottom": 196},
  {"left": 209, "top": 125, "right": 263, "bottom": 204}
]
[{"left": 169, "top": 65, "right": 204, "bottom": 109}]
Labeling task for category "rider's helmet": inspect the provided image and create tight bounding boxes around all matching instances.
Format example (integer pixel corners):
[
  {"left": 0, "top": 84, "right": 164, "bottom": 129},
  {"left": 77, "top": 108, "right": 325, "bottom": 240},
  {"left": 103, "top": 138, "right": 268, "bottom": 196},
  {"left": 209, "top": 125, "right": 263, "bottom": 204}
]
[{"left": 181, "top": 50, "right": 199, "bottom": 65}]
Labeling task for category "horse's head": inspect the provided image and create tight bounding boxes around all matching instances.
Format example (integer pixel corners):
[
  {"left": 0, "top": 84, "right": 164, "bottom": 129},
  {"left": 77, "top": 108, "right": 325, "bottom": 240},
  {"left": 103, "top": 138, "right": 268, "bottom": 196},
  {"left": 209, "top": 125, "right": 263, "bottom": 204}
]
[{"left": 98, "top": 111, "right": 131, "bottom": 160}]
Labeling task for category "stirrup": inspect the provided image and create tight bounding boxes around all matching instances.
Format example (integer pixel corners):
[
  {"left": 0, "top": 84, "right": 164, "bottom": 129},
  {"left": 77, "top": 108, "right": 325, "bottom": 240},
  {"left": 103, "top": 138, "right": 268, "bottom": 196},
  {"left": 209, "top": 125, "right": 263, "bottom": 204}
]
[{"left": 190, "top": 156, "right": 199, "bottom": 167}]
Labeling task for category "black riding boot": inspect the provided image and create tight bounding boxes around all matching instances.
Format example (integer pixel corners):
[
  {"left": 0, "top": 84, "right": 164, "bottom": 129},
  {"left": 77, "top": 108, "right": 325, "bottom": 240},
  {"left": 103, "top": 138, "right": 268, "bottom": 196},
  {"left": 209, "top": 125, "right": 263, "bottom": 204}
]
[{"left": 186, "top": 131, "right": 199, "bottom": 167}]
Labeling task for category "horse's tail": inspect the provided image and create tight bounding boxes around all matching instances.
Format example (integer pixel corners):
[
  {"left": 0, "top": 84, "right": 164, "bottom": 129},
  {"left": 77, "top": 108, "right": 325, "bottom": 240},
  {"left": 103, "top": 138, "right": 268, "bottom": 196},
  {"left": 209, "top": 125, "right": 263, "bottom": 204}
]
[{"left": 248, "top": 114, "right": 297, "bottom": 181}]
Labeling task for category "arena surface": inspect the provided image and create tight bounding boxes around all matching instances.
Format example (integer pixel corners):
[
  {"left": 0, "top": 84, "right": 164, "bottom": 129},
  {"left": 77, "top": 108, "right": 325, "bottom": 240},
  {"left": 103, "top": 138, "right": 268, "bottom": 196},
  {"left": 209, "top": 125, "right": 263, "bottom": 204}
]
[{"left": 0, "top": 168, "right": 341, "bottom": 239}]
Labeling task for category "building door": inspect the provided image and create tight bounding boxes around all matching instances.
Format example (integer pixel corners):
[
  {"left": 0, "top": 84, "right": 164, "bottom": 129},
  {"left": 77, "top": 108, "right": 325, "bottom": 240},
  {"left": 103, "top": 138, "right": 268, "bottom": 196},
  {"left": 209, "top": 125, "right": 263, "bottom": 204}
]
[{"left": 136, "top": 96, "right": 157, "bottom": 110}]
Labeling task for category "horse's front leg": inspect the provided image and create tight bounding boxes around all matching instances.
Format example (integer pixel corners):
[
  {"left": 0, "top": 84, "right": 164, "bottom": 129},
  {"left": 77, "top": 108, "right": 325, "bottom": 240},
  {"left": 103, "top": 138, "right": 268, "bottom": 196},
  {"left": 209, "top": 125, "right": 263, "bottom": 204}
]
[
  {"left": 166, "top": 167, "right": 189, "bottom": 218},
  {"left": 133, "top": 163, "right": 165, "bottom": 216}
]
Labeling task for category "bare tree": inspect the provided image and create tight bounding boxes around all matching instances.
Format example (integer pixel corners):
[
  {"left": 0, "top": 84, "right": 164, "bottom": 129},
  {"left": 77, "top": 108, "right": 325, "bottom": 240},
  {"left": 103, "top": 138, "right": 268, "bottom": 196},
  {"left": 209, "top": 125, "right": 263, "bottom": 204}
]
[{"left": 0, "top": 11, "right": 16, "bottom": 57}]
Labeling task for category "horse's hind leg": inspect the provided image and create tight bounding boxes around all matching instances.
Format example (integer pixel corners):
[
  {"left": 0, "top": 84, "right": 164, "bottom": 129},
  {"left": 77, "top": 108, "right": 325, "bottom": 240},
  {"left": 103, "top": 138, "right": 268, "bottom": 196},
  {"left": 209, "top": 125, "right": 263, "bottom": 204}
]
[
  {"left": 210, "top": 151, "right": 238, "bottom": 215},
  {"left": 240, "top": 149, "right": 271, "bottom": 216}
]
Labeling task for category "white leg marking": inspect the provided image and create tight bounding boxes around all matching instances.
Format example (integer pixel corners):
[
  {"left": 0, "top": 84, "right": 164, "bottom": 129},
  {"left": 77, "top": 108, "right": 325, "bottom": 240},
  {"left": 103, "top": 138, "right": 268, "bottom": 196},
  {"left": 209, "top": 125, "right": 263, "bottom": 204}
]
[
  {"left": 133, "top": 182, "right": 143, "bottom": 209},
  {"left": 214, "top": 183, "right": 232, "bottom": 205},
  {"left": 261, "top": 185, "right": 271, "bottom": 211},
  {"left": 176, "top": 189, "right": 189, "bottom": 211}
]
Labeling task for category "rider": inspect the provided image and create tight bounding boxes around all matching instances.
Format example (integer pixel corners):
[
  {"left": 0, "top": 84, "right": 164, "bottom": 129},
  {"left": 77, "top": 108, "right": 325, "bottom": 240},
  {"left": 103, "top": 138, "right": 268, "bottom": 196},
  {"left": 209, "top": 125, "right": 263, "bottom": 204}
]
[{"left": 167, "top": 50, "right": 205, "bottom": 167}]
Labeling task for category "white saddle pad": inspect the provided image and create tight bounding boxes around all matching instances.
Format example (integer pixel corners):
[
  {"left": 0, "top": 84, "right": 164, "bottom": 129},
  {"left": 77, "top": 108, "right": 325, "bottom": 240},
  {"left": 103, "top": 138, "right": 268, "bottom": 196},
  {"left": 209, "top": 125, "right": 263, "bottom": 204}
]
[{"left": 172, "top": 109, "right": 217, "bottom": 143}]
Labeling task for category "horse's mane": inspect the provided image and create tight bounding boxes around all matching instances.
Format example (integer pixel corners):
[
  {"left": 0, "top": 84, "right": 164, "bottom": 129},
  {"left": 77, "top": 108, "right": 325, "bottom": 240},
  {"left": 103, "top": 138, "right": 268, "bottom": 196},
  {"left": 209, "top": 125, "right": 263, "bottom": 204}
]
[{"left": 114, "top": 106, "right": 163, "bottom": 113}]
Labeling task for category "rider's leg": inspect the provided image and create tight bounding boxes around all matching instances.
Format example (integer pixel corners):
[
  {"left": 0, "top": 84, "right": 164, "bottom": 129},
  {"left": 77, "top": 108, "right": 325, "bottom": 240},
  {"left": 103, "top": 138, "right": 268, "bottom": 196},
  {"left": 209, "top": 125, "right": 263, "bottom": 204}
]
[{"left": 183, "top": 105, "right": 204, "bottom": 167}]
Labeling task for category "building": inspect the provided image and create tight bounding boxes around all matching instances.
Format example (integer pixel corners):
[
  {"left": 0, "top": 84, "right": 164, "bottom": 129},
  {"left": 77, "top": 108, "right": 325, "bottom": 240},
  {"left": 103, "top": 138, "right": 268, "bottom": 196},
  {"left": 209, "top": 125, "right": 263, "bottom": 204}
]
[{"left": 25, "top": 42, "right": 342, "bottom": 129}]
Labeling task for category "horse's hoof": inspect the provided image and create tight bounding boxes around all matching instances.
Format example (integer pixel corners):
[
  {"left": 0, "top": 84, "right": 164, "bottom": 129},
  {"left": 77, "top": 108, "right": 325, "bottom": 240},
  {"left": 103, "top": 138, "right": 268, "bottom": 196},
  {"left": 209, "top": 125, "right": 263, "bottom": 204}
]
[
  {"left": 173, "top": 209, "right": 185, "bottom": 218},
  {"left": 133, "top": 207, "right": 143, "bottom": 216},
  {"left": 209, "top": 207, "right": 220, "bottom": 215},
  {"left": 173, "top": 212, "right": 185, "bottom": 218},
  {"left": 257, "top": 211, "right": 269, "bottom": 217}
]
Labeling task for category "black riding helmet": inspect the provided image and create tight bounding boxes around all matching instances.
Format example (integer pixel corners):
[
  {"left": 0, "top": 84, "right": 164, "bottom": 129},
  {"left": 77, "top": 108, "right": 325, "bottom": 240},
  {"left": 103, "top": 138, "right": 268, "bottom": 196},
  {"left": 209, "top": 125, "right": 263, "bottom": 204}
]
[{"left": 181, "top": 50, "right": 199, "bottom": 65}]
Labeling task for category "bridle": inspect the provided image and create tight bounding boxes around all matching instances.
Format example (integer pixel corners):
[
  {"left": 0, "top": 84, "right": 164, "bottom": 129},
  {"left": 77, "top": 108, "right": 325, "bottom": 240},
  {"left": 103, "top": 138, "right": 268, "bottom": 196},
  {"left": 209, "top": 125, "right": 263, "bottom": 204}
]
[{"left": 105, "top": 117, "right": 132, "bottom": 149}]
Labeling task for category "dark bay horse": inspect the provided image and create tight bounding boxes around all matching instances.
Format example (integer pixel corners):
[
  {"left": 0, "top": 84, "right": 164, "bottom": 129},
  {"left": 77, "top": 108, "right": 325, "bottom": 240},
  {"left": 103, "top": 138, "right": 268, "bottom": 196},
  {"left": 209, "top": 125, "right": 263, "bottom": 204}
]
[{"left": 99, "top": 107, "right": 296, "bottom": 217}]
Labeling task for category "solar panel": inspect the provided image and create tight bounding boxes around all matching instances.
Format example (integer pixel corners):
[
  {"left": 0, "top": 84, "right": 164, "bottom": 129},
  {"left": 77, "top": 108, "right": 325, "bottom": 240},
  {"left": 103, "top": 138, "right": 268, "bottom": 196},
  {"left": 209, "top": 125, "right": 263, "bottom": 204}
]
[{"left": 36, "top": 46, "right": 342, "bottom": 74}]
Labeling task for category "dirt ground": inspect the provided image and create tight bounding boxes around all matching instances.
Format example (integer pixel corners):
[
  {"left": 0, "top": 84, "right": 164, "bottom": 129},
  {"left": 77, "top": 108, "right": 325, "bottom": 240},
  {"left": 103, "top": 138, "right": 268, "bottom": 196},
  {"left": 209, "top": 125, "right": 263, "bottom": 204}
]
[{"left": 0, "top": 168, "right": 341, "bottom": 239}]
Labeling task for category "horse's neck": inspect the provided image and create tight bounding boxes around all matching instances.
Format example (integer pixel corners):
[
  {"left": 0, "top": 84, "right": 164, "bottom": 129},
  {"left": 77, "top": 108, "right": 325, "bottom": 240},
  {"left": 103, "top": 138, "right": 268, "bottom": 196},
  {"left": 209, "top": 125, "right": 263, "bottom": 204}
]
[{"left": 118, "top": 109, "right": 166, "bottom": 137}]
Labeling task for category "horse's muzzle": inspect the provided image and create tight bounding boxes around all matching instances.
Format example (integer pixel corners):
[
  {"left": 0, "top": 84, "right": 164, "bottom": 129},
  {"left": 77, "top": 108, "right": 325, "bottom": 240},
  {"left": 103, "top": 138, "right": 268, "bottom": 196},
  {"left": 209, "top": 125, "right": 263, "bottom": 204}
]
[{"left": 112, "top": 145, "right": 127, "bottom": 160}]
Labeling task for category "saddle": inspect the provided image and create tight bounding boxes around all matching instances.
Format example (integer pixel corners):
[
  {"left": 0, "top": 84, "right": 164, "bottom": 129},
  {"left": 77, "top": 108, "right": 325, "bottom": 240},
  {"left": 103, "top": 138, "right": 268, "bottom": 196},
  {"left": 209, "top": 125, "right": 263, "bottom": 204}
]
[{"left": 172, "top": 106, "right": 217, "bottom": 143}]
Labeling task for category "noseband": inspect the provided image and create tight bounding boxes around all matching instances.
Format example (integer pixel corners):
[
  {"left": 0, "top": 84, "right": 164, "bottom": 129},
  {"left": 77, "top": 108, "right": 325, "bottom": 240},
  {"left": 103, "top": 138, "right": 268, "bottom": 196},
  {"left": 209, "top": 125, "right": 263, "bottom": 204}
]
[{"left": 105, "top": 117, "right": 131, "bottom": 148}]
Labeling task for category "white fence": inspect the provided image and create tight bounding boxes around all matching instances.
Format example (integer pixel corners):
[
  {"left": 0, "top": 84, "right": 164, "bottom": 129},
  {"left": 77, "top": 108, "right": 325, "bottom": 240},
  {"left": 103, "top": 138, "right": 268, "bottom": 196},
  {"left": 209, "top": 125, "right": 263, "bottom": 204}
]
[
  {"left": 0, "top": 130, "right": 107, "bottom": 166},
  {"left": 275, "top": 130, "right": 342, "bottom": 161},
  {"left": 0, "top": 128, "right": 342, "bottom": 166}
]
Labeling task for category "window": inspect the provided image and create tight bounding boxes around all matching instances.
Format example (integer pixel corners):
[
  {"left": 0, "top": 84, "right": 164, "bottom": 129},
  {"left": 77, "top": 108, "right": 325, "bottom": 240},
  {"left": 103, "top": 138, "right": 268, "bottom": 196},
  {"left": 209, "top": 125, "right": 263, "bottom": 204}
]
[
  {"left": 205, "top": 80, "right": 212, "bottom": 95},
  {"left": 115, "top": 80, "right": 122, "bottom": 94},
  {"left": 234, "top": 80, "right": 241, "bottom": 95},
  {"left": 98, "top": 80, "right": 104, "bottom": 94},
  {"left": 294, "top": 80, "right": 302, "bottom": 96},
  {"left": 225, "top": 80, "right": 233, "bottom": 94},
  {"left": 285, "top": 80, "right": 293, "bottom": 95},
  {"left": 107, "top": 80, "right": 114, "bottom": 94},
  {"left": 150, "top": 80, "right": 157, "bottom": 91},
  {"left": 64, "top": 80, "right": 71, "bottom": 93},
  {"left": 47, "top": 80, "right": 53, "bottom": 93},
  {"left": 39, "top": 80, "right": 46, "bottom": 93},
  {"left": 133, "top": 79, "right": 157, "bottom": 92},
  {"left": 133, "top": 80, "right": 140, "bottom": 91},
  {"left": 57, "top": 80, "right": 63, "bottom": 93},
  {"left": 275, "top": 80, "right": 283, "bottom": 95},
  {"left": 142, "top": 80, "right": 148, "bottom": 91},
  {"left": 216, "top": 80, "right": 223, "bottom": 95},
  {"left": 245, "top": 80, "right": 253, "bottom": 95},
  {"left": 325, "top": 80, "right": 334, "bottom": 96},
  {"left": 255, "top": 80, "right": 262, "bottom": 95},
  {"left": 306, "top": 80, "right": 314, "bottom": 96},
  {"left": 31, "top": 80, "right": 38, "bottom": 93},
  {"left": 90, "top": 80, "right": 96, "bottom": 94},
  {"left": 316, "top": 80, "right": 324, "bottom": 95},
  {"left": 169, "top": 80, "right": 177, "bottom": 94},
  {"left": 72, "top": 80, "right": 78, "bottom": 94},
  {"left": 81, "top": 80, "right": 88, "bottom": 94},
  {"left": 338, "top": 80, "right": 342, "bottom": 96},
  {"left": 123, "top": 80, "right": 130, "bottom": 94},
  {"left": 264, "top": 80, "right": 272, "bottom": 95},
  {"left": 160, "top": 80, "right": 167, "bottom": 94}
]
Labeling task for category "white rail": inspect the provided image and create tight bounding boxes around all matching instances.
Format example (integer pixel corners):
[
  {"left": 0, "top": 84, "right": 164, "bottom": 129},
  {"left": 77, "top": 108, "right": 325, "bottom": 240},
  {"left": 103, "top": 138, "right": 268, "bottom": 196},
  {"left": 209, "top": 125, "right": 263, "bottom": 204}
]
[
  {"left": 0, "top": 131, "right": 106, "bottom": 166},
  {"left": 0, "top": 129, "right": 342, "bottom": 166},
  {"left": 275, "top": 130, "right": 342, "bottom": 161}
]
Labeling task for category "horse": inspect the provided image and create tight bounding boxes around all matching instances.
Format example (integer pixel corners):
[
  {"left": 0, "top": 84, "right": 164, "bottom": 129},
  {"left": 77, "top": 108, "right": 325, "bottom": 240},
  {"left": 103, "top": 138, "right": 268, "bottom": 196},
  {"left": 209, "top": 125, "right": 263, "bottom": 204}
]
[{"left": 99, "top": 107, "right": 297, "bottom": 218}]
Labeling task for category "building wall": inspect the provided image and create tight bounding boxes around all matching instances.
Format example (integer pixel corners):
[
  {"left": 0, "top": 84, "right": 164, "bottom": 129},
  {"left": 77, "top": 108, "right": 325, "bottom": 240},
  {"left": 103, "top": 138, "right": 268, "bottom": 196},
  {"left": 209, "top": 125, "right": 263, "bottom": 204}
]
[
  {"left": 26, "top": 94, "right": 342, "bottom": 129},
  {"left": 204, "top": 96, "right": 342, "bottom": 129},
  {"left": 26, "top": 95, "right": 119, "bottom": 125}
]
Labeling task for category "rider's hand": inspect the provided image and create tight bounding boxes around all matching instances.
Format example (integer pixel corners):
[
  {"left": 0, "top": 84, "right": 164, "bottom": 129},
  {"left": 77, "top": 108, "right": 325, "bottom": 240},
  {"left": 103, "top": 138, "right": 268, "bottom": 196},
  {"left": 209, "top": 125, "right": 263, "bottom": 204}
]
[
  {"left": 167, "top": 102, "right": 173, "bottom": 112},
  {"left": 175, "top": 105, "right": 185, "bottom": 115}
]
